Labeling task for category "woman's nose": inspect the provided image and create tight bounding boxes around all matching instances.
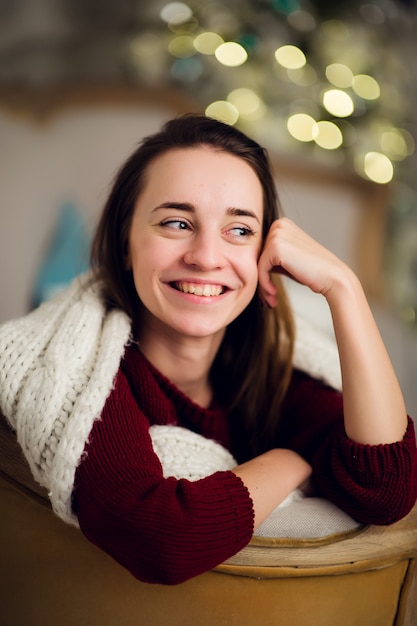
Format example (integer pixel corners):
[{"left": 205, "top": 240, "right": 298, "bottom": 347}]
[{"left": 183, "top": 232, "right": 225, "bottom": 270}]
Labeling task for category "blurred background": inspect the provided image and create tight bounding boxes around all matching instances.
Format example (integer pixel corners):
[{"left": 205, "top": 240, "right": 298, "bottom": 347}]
[{"left": 0, "top": 0, "right": 416, "bottom": 416}]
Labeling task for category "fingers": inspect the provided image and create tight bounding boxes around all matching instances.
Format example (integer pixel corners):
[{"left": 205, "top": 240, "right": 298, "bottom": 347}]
[
  {"left": 257, "top": 218, "right": 294, "bottom": 308},
  {"left": 257, "top": 217, "right": 344, "bottom": 304},
  {"left": 257, "top": 252, "right": 279, "bottom": 308}
]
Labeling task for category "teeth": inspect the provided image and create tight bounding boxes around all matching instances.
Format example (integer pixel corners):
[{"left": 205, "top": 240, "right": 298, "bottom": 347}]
[{"left": 176, "top": 282, "right": 224, "bottom": 297}]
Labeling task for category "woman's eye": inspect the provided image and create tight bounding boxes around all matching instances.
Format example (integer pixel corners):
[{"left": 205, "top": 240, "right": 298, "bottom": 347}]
[
  {"left": 160, "top": 219, "right": 191, "bottom": 231},
  {"left": 228, "top": 226, "right": 256, "bottom": 238}
]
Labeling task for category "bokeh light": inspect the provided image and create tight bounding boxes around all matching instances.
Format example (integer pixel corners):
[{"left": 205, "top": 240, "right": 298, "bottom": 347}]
[
  {"left": 274, "top": 45, "right": 306, "bottom": 69},
  {"left": 160, "top": 3, "right": 192, "bottom": 25},
  {"left": 321, "top": 19, "right": 350, "bottom": 40},
  {"left": 194, "top": 32, "right": 224, "bottom": 55},
  {"left": 287, "top": 113, "right": 316, "bottom": 142},
  {"left": 168, "top": 35, "right": 196, "bottom": 58},
  {"left": 287, "top": 10, "right": 316, "bottom": 32},
  {"left": 322, "top": 89, "right": 354, "bottom": 117},
  {"left": 227, "top": 88, "right": 265, "bottom": 120},
  {"left": 381, "top": 128, "right": 415, "bottom": 160},
  {"left": 325, "top": 63, "right": 353, "bottom": 88},
  {"left": 168, "top": 17, "right": 199, "bottom": 35},
  {"left": 352, "top": 74, "right": 380, "bottom": 100},
  {"left": 362, "top": 152, "right": 394, "bottom": 183},
  {"left": 215, "top": 42, "right": 248, "bottom": 67},
  {"left": 312, "top": 121, "right": 343, "bottom": 150},
  {"left": 205, "top": 101, "right": 239, "bottom": 124}
]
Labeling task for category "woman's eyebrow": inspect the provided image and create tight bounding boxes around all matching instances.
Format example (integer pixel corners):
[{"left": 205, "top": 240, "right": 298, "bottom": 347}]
[
  {"left": 226, "top": 207, "right": 260, "bottom": 224},
  {"left": 152, "top": 202, "right": 260, "bottom": 224},
  {"left": 152, "top": 202, "right": 194, "bottom": 213}
]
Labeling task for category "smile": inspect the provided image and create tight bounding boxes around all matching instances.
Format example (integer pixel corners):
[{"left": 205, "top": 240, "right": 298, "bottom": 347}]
[{"left": 172, "top": 282, "right": 225, "bottom": 297}]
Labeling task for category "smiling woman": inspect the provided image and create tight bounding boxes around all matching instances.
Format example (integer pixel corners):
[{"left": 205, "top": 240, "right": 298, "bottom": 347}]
[
  {"left": 0, "top": 113, "right": 416, "bottom": 586},
  {"left": 127, "top": 147, "right": 263, "bottom": 355}
]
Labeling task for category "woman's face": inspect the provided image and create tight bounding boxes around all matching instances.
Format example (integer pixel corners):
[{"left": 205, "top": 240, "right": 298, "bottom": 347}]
[{"left": 127, "top": 147, "right": 264, "bottom": 343}]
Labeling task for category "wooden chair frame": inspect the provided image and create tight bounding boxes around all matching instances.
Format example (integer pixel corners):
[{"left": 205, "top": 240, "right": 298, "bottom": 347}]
[{"left": 1, "top": 413, "right": 416, "bottom": 626}]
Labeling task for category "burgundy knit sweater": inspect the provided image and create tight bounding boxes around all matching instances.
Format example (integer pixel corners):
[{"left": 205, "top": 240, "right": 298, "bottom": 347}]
[{"left": 73, "top": 343, "right": 417, "bottom": 585}]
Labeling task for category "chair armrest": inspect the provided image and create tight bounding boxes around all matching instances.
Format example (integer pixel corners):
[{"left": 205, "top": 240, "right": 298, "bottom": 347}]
[
  {"left": 218, "top": 502, "right": 417, "bottom": 577},
  {"left": 0, "top": 412, "right": 50, "bottom": 504},
  {"left": 1, "top": 408, "right": 416, "bottom": 578}
]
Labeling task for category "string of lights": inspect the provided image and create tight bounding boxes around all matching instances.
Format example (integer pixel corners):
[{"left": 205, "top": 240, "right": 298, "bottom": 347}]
[
  {"left": 0, "top": 0, "right": 416, "bottom": 323},
  {"left": 127, "top": 1, "right": 416, "bottom": 187}
]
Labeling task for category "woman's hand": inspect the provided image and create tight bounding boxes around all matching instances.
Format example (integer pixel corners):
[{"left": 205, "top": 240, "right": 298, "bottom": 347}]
[
  {"left": 257, "top": 217, "right": 348, "bottom": 308},
  {"left": 258, "top": 218, "right": 408, "bottom": 446}
]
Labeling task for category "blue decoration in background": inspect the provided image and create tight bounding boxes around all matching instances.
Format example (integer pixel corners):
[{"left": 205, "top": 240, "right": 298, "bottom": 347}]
[{"left": 32, "top": 203, "right": 91, "bottom": 308}]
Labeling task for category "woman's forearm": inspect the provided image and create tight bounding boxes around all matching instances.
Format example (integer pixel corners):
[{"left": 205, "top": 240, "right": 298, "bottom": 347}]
[
  {"left": 232, "top": 448, "right": 312, "bottom": 528},
  {"left": 326, "top": 267, "right": 408, "bottom": 445}
]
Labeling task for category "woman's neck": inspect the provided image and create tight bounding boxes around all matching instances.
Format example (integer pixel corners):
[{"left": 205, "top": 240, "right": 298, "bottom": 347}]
[{"left": 137, "top": 330, "right": 223, "bottom": 409}]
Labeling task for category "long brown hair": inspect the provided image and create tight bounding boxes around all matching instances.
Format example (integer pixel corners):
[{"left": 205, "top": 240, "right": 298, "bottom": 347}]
[{"left": 91, "top": 114, "right": 295, "bottom": 460}]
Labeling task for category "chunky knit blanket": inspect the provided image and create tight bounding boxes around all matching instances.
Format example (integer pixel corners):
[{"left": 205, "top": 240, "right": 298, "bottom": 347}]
[{"left": 0, "top": 273, "right": 342, "bottom": 526}]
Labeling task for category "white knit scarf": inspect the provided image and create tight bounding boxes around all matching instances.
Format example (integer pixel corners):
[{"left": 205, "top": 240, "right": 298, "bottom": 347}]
[{"left": 0, "top": 273, "right": 341, "bottom": 526}]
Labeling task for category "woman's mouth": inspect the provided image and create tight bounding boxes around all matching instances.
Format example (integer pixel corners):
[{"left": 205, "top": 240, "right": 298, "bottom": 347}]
[{"left": 171, "top": 281, "right": 226, "bottom": 297}]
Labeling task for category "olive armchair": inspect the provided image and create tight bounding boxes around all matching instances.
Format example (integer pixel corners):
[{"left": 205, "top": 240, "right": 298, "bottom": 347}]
[{"left": 1, "top": 413, "right": 416, "bottom": 626}]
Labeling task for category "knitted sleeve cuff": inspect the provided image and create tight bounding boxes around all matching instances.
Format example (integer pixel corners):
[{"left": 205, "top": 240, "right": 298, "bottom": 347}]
[
  {"left": 314, "top": 416, "right": 417, "bottom": 525},
  {"left": 338, "top": 417, "right": 417, "bottom": 486}
]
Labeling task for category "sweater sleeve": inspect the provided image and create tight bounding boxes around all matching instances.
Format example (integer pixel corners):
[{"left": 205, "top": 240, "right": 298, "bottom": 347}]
[
  {"left": 280, "top": 370, "right": 417, "bottom": 525},
  {"left": 73, "top": 370, "right": 254, "bottom": 585}
]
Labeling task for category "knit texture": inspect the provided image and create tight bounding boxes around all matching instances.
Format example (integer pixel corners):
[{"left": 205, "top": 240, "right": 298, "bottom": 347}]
[
  {"left": 149, "top": 424, "right": 237, "bottom": 480},
  {"left": 0, "top": 274, "right": 131, "bottom": 524},
  {"left": 0, "top": 273, "right": 342, "bottom": 526},
  {"left": 148, "top": 424, "right": 359, "bottom": 538}
]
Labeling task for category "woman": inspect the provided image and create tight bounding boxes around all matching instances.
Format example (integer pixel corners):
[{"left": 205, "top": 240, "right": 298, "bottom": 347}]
[{"left": 1, "top": 114, "right": 416, "bottom": 585}]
